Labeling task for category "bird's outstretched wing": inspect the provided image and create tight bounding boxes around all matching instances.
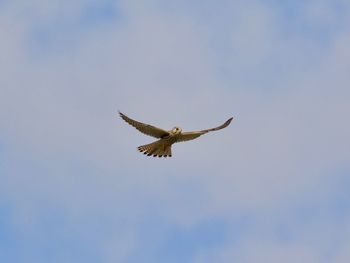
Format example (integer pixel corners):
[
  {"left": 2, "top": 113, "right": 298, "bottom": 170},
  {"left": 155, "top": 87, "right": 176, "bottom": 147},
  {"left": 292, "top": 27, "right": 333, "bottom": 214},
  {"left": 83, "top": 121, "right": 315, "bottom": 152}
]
[
  {"left": 119, "top": 111, "right": 170, "bottom": 138},
  {"left": 177, "top": 117, "right": 233, "bottom": 142}
]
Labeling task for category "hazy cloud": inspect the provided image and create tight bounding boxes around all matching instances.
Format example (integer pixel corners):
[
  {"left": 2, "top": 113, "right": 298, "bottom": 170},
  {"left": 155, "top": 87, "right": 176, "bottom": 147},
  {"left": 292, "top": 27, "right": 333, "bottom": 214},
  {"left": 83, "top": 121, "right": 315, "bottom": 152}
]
[{"left": 1, "top": 0, "right": 350, "bottom": 262}]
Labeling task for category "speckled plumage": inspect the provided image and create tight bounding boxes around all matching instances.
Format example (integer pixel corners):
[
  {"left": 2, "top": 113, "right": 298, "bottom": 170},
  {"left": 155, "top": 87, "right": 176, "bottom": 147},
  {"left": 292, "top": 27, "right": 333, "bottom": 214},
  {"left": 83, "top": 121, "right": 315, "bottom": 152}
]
[{"left": 119, "top": 111, "right": 233, "bottom": 158}]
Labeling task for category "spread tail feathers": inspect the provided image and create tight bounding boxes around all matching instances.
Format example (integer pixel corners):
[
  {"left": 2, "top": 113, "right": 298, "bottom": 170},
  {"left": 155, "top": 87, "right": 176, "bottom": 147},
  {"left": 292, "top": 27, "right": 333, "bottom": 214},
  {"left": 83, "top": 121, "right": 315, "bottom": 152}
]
[{"left": 137, "top": 140, "right": 172, "bottom": 158}]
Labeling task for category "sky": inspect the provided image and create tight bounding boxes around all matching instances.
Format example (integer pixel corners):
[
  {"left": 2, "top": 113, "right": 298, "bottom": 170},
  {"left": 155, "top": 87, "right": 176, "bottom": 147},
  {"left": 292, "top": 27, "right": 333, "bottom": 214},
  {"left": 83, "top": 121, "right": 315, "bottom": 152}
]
[{"left": 0, "top": 0, "right": 350, "bottom": 262}]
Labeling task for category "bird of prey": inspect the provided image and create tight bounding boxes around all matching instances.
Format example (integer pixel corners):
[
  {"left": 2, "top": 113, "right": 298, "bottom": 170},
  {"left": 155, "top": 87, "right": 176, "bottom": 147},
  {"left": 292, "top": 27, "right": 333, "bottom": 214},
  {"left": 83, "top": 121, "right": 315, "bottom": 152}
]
[{"left": 119, "top": 111, "right": 233, "bottom": 158}]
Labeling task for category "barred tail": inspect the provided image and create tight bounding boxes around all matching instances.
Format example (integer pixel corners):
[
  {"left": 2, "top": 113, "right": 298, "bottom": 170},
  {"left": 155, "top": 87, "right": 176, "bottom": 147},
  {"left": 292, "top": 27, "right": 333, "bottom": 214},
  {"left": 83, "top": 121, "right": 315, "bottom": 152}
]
[{"left": 137, "top": 140, "right": 172, "bottom": 158}]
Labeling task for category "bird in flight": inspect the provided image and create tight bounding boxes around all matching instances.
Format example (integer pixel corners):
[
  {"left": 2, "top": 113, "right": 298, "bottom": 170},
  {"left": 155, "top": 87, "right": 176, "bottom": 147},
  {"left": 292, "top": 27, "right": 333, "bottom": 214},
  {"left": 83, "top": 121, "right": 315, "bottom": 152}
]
[{"left": 119, "top": 111, "right": 233, "bottom": 158}]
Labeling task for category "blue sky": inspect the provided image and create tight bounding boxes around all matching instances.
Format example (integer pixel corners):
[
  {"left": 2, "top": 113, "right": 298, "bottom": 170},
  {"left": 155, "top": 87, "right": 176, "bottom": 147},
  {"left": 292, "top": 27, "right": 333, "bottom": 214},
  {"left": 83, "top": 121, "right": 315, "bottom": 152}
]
[{"left": 1, "top": 0, "right": 350, "bottom": 262}]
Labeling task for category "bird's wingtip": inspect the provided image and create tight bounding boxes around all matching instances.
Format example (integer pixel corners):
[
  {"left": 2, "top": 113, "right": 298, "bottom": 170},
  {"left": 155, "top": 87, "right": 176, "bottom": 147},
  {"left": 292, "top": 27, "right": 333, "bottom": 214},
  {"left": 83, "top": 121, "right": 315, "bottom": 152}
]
[{"left": 118, "top": 111, "right": 126, "bottom": 120}]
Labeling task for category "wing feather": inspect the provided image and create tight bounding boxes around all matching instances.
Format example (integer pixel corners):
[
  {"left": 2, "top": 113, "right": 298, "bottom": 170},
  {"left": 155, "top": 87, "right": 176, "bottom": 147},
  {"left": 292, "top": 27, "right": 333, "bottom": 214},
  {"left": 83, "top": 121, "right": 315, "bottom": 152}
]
[
  {"left": 177, "top": 117, "right": 233, "bottom": 142},
  {"left": 119, "top": 111, "right": 170, "bottom": 138}
]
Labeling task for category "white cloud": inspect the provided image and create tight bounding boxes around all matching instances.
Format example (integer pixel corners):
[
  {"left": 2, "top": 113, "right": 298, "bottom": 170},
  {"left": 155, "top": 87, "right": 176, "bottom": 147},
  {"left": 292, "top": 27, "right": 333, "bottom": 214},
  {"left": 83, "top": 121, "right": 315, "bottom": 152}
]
[{"left": 0, "top": 0, "right": 350, "bottom": 262}]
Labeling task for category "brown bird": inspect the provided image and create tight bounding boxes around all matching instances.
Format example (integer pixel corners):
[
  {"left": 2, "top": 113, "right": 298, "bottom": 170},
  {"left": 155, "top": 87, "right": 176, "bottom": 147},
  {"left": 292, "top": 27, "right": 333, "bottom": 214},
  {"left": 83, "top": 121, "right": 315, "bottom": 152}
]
[{"left": 119, "top": 111, "right": 233, "bottom": 158}]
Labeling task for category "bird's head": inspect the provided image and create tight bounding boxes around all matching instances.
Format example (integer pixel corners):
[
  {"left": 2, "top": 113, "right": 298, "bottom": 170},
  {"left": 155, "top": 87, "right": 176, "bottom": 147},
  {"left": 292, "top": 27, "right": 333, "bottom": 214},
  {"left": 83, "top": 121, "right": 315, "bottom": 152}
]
[{"left": 171, "top": 127, "right": 182, "bottom": 135}]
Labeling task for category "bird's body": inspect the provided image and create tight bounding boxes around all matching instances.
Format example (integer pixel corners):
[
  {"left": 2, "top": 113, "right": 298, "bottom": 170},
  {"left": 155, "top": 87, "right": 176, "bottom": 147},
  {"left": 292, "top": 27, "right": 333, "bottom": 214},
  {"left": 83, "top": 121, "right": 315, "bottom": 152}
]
[{"left": 119, "top": 111, "right": 233, "bottom": 158}]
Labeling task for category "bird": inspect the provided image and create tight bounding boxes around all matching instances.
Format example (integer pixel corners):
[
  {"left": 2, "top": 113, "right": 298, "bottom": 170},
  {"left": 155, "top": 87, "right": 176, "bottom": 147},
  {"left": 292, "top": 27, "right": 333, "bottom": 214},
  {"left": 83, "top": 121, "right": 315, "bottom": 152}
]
[{"left": 119, "top": 111, "right": 233, "bottom": 158}]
